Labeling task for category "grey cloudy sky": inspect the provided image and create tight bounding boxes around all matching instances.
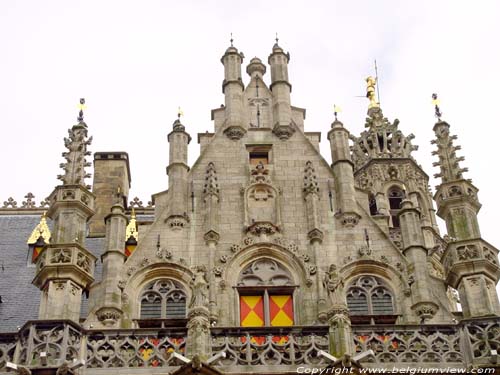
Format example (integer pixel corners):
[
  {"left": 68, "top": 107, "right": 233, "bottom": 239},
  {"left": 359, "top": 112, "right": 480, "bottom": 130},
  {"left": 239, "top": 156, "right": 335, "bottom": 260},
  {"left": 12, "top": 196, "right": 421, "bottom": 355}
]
[{"left": 1, "top": 1, "right": 499, "bottom": 242}]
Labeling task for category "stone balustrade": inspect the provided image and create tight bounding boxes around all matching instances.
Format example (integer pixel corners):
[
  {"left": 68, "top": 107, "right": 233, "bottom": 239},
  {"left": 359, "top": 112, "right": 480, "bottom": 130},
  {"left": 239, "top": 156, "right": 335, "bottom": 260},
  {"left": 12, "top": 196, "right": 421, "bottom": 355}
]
[{"left": 1, "top": 318, "right": 500, "bottom": 373}]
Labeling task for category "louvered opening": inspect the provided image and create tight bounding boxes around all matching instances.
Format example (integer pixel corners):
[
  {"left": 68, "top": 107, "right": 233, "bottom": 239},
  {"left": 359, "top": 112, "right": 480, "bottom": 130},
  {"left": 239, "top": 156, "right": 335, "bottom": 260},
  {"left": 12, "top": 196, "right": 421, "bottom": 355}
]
[
  {"left": 166, "top": 301, "right": 186, "bottom": 319},
  {"left": 347, "top": 294, "right": 369, "bottom": 315},
  {"left": 372, "top": 293, "right": 394, "bottom": 315},
  {"left": 140, "top": 301, "right": 161, "bottom": 319}
]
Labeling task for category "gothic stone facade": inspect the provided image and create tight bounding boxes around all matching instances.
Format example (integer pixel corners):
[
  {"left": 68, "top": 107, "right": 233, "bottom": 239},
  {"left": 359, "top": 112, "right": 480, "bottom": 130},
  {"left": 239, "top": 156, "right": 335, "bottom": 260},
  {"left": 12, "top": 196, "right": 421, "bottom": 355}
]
[{"left": 1, "top": 42, "right": 500, "bottom": 374}]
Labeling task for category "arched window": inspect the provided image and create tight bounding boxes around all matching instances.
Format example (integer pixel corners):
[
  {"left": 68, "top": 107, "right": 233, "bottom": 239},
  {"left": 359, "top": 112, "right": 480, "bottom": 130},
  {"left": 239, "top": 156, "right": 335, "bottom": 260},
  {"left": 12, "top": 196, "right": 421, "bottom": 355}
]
[
  {"left": 139, "top": 279, "right": 187, "bottom": 320},
  {"left": 346, "top": 275, "right": 396, "bottom": 324},
  {"left": 388, "top": 187, "right": 405, "bottom": 228},
  {"left": 237, "top": 258, "right": 295, "bottom": 327}
]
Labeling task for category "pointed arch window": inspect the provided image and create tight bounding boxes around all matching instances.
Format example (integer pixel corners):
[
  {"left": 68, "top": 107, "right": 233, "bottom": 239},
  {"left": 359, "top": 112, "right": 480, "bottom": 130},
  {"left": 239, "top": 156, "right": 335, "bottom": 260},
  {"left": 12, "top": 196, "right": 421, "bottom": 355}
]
[
  {"left": 139, "top": 279, "right": 187, "bottom": 324},
  {"left": 346, "top": 275, "right": 396, "bottom": 324},
  {"left": 237, "top": 258, "right": 296, "bottom": 327}
]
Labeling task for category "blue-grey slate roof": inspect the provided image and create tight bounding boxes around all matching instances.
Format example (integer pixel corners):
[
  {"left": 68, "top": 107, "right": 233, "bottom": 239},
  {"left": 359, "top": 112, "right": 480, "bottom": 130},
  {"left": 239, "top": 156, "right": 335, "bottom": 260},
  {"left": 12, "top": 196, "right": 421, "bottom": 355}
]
[{"left": 0, "top": 215, "right": 106, "bottom": 332}]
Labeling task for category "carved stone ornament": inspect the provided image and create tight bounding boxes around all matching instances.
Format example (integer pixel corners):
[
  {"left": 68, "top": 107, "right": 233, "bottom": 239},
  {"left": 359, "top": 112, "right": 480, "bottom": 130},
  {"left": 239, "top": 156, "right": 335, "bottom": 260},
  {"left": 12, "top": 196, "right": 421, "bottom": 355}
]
[
  {"left": 412, "top": 301, "right": 438, "bottom": 321},
  {"left": 156, "top": 247, "right": 173, "bottom": 260},
  {"left": 272, "top": 123, "right": 296, "bottom": 140},
  {"left": 223, "top": 125, "right": 247, "bottom": 140},
  {"left": 165, "top": 214, "right": 189, "bottom": 230},
  {"left": 96, "top": 307, "right": 122, "bottom": 327},
  {"left": 238, "top": 258, "right": 293, "bottom": 286},
  {"left": 307, "top": 228, "right": 324, "bottom": 243},
  {"left": 335, "top": 211, "right": 361, "bottom": 228},
  {"left": 204, "top": 230, "right": 220, "bottom": 244},
  {"left": 247, "top": 221, "right": 279, "bottom": 236}
]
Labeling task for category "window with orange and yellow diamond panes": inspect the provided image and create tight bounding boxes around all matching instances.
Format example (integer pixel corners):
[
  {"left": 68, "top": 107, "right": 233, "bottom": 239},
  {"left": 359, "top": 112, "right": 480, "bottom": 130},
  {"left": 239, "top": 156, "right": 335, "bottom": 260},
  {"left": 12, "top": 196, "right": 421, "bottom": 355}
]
[
  {"left": 239, "top": 295, "right": 293, "bottom": 327},
  {"left": 240, "top": 295, "right": 265, "bottom": 327},
  {"left": 269, "top": 295, "right": 294, "bottom": 326}
]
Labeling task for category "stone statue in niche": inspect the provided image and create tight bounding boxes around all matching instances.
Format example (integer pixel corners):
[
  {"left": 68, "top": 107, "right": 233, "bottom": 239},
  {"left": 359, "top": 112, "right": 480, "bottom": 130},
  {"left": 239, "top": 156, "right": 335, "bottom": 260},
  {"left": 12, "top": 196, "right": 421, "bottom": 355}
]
[
  {"left": 189, "top": 265, "right": 209, "bottom": 309},
  {"left": 323, "top": 264, "right": 345, "bottom": 305}
]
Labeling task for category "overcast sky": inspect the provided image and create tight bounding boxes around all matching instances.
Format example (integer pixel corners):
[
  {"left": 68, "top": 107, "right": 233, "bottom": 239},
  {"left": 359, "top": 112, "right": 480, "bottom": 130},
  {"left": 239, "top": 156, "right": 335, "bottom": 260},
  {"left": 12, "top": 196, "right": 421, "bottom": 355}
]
[{"left": 1, "top": 1, "right": 499, "bottom": 243}]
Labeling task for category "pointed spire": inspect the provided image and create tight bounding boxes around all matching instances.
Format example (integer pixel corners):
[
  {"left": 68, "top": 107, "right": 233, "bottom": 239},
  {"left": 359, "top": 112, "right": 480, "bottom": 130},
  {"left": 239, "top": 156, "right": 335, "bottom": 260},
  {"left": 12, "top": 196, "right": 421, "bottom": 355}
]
[
  {"left": 57, "top": 98, "right": 92, "bottom": 186},
  {"left": 274, "top": 32, "right": 280, "bottom": 48},
  {"left": 27, "top": 212, "right": 51, "bottom": 244},
  {"left": 172, "top": 108, "right": 186, "bottom": 132},
  {"left": 431, "top": 94, "right": 468, "bottom": 184}
]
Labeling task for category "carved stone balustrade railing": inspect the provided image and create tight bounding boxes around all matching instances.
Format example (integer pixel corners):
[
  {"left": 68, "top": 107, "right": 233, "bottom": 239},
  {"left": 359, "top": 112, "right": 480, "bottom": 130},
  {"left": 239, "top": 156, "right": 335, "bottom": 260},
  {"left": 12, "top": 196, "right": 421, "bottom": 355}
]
[
  {"left": 2, "top": 319, "right": 500, "bottom": 373},
  {"left": 0, "top": 332, "right": 16, "bottom": 371},
  {"left": 0, "top": 320, "right": 82, "bottom": 371},
  {"left": 353, "top": 324, "right": 464, "bottom": 366},
  {"left": 210, "top": 326, "right": 330, "bottom": 370},
  {"left": 86, "top": 327, "right": 187, "bottom": 368}
]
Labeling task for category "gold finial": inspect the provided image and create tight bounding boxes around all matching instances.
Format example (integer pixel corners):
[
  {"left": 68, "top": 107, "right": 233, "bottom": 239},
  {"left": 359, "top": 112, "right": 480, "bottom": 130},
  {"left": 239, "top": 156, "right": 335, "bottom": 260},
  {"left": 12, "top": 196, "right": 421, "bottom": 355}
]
[
  {"left": 333, "top": 104, "right": 342, "bottom": 121},
  {"left": 177, "top": 106, "right": 184, "bottom": 119},
  {"left": 126, "top": 208, "right": 138, "bottom": 241},
  {"left": 366, "top": 76, "right": 379, "bottom": 109},
  {"left": 432, "top": 93, "right": 442, "bottom": 121},
  {"left": 27, "top": 212, "right": 51, "bottom": 244},
  {"left": 77, "top": 98, "right": 86, "bottom": 123}
]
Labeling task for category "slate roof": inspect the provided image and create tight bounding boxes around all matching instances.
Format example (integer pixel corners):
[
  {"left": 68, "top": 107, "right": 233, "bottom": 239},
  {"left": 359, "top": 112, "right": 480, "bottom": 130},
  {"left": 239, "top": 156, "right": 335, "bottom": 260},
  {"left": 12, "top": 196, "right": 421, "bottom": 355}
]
[{"left": 0, "top": 215, "right": 106, "bottom": 332}]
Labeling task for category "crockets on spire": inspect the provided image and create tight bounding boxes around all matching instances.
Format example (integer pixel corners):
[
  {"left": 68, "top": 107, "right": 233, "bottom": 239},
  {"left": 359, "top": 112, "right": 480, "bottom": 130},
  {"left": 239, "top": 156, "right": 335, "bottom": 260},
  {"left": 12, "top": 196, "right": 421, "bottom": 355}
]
[
  {"left": 203, "top": 162, "right": 219, "bottom": 199},
  {"left": 431, "top": 94, "right": 468, "bottom": 184},
  {"left": 57, "top": 98, "right": 92, "bottom": 186},
  {"left": 303, "top": 161, "right": 319, "bottom": 195}
]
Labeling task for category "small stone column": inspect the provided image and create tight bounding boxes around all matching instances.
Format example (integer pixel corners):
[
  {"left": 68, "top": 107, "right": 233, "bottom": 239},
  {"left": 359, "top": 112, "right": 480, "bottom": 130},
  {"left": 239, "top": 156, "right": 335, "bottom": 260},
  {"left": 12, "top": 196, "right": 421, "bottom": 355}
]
[
  {"left": 328, "top": 120, "right": 360, "bottom": 228},
  {"left": 95, "top": 203, "right": 127, "bottom": 327},
  {"left": 399, "top": 199, "right": 438, "bottom": 321}
]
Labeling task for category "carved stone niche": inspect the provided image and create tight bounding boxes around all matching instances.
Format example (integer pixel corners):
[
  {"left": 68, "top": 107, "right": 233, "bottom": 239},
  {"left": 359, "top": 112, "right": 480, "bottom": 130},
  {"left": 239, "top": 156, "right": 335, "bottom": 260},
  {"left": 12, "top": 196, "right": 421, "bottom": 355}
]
[{"left": 243, "top": 162, "right": 282, "bottom": 234}]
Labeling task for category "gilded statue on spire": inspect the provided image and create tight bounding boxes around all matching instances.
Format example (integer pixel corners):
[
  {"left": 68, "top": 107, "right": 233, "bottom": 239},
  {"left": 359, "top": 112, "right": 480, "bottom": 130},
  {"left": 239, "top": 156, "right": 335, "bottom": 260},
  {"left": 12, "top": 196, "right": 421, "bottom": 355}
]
[{"left": 366, "top": 76, "right": 379, "bottom": 109}]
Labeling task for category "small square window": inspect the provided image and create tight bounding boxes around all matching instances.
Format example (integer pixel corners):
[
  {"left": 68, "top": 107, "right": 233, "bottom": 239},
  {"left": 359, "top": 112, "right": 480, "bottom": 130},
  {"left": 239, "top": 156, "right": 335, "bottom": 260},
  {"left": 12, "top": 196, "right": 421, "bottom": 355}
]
[{"left": 247, "top": 145, "right": 272, "bottom": 165}]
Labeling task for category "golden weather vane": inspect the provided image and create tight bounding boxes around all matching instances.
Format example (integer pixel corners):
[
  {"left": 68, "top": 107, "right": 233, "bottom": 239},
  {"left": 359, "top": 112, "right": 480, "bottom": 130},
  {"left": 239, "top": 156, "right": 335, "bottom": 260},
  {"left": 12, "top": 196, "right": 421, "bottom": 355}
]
[
  {"left": 77, "top": 98, "right": 86, "bottom": 122},
  {"left": 432, "top": 93, "right": 442, "bottom": 121},
  {"left": 333, "top": 104, "right": 342, "bottom": 121}
]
